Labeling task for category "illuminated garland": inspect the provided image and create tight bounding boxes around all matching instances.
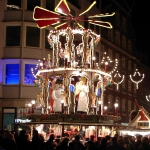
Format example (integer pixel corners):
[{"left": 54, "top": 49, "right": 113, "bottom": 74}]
[
  {"left": 113, "top": 71, "right": 125, "bottom": 90},
  {"left": 130, "top": 69, "right": 144, "bottom": 89}
]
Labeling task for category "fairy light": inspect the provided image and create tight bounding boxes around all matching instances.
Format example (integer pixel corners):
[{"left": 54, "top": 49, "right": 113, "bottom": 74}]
[
  {"left": 113, "top": 71, "right": 125, "bottom": 90},
  {"left": 130, "top": 69, "right": 145, "bottom": 89}
]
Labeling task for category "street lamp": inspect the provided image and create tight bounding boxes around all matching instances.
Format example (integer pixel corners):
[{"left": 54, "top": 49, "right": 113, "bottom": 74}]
[
  {"left": 104, "top": 106, "right": 107, "bottom": 115},
  {"left": 114, "top": 103, "right": 118, "bottom": 116}
]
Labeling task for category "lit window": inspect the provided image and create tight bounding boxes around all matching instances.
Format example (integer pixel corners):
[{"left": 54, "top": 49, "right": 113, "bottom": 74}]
[
  {"left": 7, "top": 0, "right": 21, "bottom": 10},
  {"left": 5, "top": 64, "right": 20, "bottom": 84},
  {"left": 6, "top": 26, "right": 21, "bottom": 46},
  {"left": 24, "top": 64, "right": 37, "bottom": 85}
]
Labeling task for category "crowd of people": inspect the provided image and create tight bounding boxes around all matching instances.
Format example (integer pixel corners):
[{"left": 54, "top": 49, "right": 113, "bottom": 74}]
[{"left": 0, "top": 129, "right": 150, "bottom": 150}]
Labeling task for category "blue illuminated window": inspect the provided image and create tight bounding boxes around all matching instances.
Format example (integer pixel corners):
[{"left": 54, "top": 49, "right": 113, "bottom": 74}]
[
  {"left": 24, "top": 64, "right": 37, "bottom": 84},
  {"left": 5, "top": 64, "right": 19, "bottom": 84}
]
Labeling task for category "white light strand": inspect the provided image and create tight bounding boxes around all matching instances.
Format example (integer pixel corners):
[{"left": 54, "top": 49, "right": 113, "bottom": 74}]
[
  {"left": 130, "top": 69, "right": 145, "bottom": 89},
  {"left": 113, "top": 71, "right": 125, "bottom": 90}
]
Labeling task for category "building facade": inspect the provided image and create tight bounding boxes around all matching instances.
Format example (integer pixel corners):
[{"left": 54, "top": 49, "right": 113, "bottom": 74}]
[{"left": 0, "top": 0, "right": 150, "bottom": 130}]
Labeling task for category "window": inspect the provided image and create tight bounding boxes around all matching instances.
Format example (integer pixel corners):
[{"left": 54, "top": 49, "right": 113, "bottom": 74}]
[
  {"left": 108, "top": 49, "right": 112, "bottom": 60},
  {"left": 122, "top": 17, "right": 126, "bottom": 30},
  {"left": 6, "top": 26, "right": 21, "bottom": 46},
  {"left": 46, "top": 0, "right": 54, "bottom": 11},
  {"left": 122, "top": 57, "right": 125, "bottom": 68},
  {"left": 122, "top": 99, "right": 126, "bottom": 112},
  {"left": 128, "top": 60, "right": 131, "bottom": 71},
  {"left": 115, "top": 30, "right": 120, "bottom": 45},
  {"left": 7, "top": 0, "right": 21, "bottom": 10},
  {"left": 2, "top": 108, "right": 16, "bottom": 131},
  {"left": 128, "top": 40, "right": 132, "bottom": 53},
  {"left": 128, "top": 100, "right": 132, "bottom": 113},
  {"left": 122, "top": 35, "right": 126, "bottom": 49},
  {"left": 24, "top": 64, "right": 37, "bottom": 85},
  {"left": 115, "top": 12, "right": 120, "bottom": 26},
  {"left": 108, "top": 29, "right": 113, "bottom": 41},
  {"left": 5, "top": 64, "right": 20, "bottom": 84},
  {"left": 128, "top": 80, "right": 131, "bottom": 92},
  {"left": 122, "top": 79, "right": 126, "bottom": 92},
  {"left": 26, "top": 26, "right": 40, "bottom": 47},
  {"left": 27, "top": 0, "right": 40, "bottom": 10}
]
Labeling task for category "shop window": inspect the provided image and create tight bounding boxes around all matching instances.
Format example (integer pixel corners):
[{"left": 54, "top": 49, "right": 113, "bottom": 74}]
[
  {"left": 26, "top": 26, "right": 40, "bottom": 47},
  {"left": 5, "top": 64, "right": 20, "bottom": 84},
  {"left": 24, "top": 64, "right": 37, "bottom": 85},
  {"left": 27, "top": 0, "right": 40, "bottom": 11},
  {"left": 2, "top": 108, "right": 16, "bottom": 131},
  {"left": 6, "top": 26, "right": 21, "bottom": 46},
  {"left": 7, "top": 0, "right": 21, "bottom": 10}
]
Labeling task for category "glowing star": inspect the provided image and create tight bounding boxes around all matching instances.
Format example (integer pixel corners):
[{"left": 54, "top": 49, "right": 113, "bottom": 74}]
[
  {"left": 130, "top": 69, "right": 144, "bottom": 89},
  {"left": 113, "top": 71, "right": 125, "bottom": 90},
  {"left": 33, "top": 0, "right": 115, "bottom": 29}
]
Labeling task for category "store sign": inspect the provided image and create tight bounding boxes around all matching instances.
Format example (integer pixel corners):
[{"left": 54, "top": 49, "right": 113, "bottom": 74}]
[{"left": 15, "top": 119, "right": 31, "bottom": 123}]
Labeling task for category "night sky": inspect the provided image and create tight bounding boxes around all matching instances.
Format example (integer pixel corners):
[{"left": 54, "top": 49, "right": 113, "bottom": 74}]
[{"left": 127, "top": 0, "right": 150, "bottom": 55}]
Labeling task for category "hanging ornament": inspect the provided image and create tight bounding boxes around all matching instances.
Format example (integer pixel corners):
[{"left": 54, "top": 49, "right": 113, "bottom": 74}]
[{"left": 130, "top": 69, "right": 144, "bottom": 89}]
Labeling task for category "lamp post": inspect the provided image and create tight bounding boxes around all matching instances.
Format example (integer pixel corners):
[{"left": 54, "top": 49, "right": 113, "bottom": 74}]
[
  {"left": 114, "top": 103, "right": 118, "bottom": 116},
  {"left": 104, "top": 106, "right": 107, "bottom": 115}
]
